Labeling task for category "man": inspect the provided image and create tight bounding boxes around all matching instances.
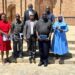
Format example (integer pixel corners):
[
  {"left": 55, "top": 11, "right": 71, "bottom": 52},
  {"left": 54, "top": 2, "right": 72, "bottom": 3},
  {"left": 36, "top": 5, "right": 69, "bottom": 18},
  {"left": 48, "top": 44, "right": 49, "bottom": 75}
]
[
  {"left": 23, "top": 4, "right": 38, "bottom": 25},
  {"left": 35, "top": 12, "right": 52, "bottom": 67},
  {"left": 23, "top": 12, "right": 37, "bottom": 63},
  {"left": 11, "top": 14, "right": 23, "bottom": 58},
  {"left": 22, "top": 4, "right": 38, "bottom": 52},
  {"left": 45, "top": 6, "right": 55, "bottom": 24}
]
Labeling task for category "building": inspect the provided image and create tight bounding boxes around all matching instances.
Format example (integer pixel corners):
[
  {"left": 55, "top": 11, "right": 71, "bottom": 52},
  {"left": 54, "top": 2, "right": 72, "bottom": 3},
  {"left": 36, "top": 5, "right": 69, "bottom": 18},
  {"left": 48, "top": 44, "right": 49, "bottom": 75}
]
[{"left": 0, "top": 0, "right": 75, "bottom": 25}]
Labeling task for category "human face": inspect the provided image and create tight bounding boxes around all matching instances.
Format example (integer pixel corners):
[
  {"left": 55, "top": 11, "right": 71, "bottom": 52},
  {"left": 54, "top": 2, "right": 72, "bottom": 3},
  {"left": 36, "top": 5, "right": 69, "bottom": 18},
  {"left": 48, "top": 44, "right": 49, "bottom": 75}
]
[
  {"left": 58, "top": 16, "right": 63, "bottom": 22},
  {"left": 16, "top": 14, "right": 20, "bottom": 21},
  {"left": 30, "top": 15, "right": 34, "bottom": 20},
  {"left": 42, "top": 12, "right": 47, "bottom": 19},
  {"left": 1, "top": 14, "right": 7, "bottom": 21},
  {"left": 28, "top": 4, "right": 33, "bottom": 11}
]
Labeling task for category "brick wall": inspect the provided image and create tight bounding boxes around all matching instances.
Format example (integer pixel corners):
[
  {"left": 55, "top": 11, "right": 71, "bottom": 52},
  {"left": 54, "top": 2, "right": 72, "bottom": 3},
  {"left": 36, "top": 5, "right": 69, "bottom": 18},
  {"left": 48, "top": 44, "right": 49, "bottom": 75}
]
[{"left": 0, "top": 0, "right": 75, "bottom": 25}]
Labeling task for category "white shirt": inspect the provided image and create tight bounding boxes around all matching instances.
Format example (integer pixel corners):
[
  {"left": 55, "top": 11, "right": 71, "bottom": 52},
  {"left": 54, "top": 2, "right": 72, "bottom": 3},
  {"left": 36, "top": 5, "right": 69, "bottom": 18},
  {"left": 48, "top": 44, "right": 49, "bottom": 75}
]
[{"left": 30, "top": 21, "right": 35, "bottom": 35}]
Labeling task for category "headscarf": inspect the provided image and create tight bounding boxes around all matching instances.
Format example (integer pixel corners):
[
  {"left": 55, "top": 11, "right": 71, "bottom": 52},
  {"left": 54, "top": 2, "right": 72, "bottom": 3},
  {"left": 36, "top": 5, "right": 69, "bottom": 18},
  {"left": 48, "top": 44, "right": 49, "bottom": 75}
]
[{"left": 53, "top": 16, "right": 68, "bottom": 32}]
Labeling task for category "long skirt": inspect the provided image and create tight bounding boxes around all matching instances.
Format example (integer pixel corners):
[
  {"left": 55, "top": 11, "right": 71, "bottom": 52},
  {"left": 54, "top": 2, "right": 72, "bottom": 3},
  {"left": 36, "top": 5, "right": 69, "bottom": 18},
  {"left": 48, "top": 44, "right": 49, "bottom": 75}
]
[{"left": 52, "top": 32, "right": 68, "bottom": 55}]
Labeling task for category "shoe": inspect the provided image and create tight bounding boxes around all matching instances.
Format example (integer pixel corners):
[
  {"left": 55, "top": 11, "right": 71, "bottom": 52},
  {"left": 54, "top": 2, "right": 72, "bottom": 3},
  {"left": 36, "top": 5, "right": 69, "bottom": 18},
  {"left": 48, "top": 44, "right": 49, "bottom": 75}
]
[
  {"left": 12, "top": 58, "right": 17, "bottom": 63},
  {"left": 19, "top": 54, "right": 23, "bottom": 58},
  {"left": 6, "top": 58, "right": 11, "bottom": 63},
  {"left": 44, "top": 62, "right": 48, "bottom": 67},
  {"left": 3, "top": 58, "right": 11, "bottom": 63},
  {"left": 32, "top": 55, "right": 36, "bottom": 64},
  {"left": 38, "top": 62, "right": 43, "bottom": 66},
  {"left": 59, "top": 59, "right": 64, "bottom": 64},
  {"left": 29, "top": 57, "right": 32, "bottom": 63},
  {"left": 44, "top": 61, "right": 48, "bottom": 67},
  {"left": 33, "top": 58, "right": 36, "bottom": 64}
]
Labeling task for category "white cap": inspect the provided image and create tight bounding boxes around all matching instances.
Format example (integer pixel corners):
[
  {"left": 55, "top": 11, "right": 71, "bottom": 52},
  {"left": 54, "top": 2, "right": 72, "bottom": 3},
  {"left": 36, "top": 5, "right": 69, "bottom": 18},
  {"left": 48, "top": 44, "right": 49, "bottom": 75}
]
[{"left": 29, "top": 11, "right": 34, "bottom": 16}]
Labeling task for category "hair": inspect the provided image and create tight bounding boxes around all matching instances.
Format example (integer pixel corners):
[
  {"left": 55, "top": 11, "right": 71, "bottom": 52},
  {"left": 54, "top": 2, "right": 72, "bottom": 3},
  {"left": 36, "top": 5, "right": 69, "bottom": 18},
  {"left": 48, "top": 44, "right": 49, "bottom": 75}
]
[
  {"left": 1, "top": 13, "right": 6, "bottom": 16},
  {"left": 28, "top": 4, "right": 33, "bottom": 8},
  {"left": 0, "top": 13, "right": 5, "bottom": 20},
  {"left": 0, "top": 13, "right": 2, "bottom": 20}
]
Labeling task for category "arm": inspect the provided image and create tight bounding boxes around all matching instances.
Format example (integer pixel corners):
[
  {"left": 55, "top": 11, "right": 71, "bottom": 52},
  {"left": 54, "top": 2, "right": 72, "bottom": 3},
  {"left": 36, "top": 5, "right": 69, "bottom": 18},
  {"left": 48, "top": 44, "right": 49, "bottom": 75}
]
[
  {"left": 0, "top": 30, "right": 7, "bottom": 35},
  {"left": 59, "top": 24, "right": 69, "bottom": 32},
  {"left": 23, "top": 21, "right": 28, "bottom": 40},
  {"left": 11, "top": 22, "right": 15, "bottom": 34},
  {"left": 22, "top": 11, "right": 27, "bottom": 26},
  {"left": 48, "top": 24, "right": 52, "bottom": 40},
  {"left": 34, "top": 22, "right": 40, "bottom": 40}
]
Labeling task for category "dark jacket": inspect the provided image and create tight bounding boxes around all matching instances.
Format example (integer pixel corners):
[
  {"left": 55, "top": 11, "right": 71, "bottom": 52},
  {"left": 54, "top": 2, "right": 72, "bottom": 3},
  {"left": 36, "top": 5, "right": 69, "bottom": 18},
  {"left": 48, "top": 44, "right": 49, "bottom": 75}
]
[{"left": 23, "top": 10, "right": 38, "bottom": 25}]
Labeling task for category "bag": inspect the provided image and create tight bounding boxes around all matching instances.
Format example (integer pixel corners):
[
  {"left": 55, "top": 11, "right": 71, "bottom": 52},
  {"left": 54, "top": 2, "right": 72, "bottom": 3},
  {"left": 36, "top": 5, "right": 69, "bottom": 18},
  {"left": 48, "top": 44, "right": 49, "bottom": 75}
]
[{"left": 3, "top": 35, "right": 11, "bottom": 41}]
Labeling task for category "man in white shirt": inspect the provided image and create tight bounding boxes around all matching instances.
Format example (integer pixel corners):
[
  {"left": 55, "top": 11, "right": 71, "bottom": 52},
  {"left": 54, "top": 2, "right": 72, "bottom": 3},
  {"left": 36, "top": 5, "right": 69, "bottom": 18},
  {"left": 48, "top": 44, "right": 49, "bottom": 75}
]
[{"left": 23, "top": 12, "right": 37, "bottom": 63}]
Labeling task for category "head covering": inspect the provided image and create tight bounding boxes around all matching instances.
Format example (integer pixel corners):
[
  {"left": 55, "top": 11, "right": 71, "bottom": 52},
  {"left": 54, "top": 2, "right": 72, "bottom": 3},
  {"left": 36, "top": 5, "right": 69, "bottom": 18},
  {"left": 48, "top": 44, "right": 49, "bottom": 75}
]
[
  {"left": 53, "top": 15, "right": 68, "bottom": 31},
  {"left": 58, "top": 14, "right": 64, "bottom": 22}
]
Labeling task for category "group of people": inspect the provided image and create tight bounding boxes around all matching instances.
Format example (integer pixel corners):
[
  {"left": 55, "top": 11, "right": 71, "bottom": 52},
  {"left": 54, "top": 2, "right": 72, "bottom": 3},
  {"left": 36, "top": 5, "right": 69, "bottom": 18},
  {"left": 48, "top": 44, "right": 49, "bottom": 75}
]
[{"left": 0, "top": 4, "right": 69, "bottom": 67}]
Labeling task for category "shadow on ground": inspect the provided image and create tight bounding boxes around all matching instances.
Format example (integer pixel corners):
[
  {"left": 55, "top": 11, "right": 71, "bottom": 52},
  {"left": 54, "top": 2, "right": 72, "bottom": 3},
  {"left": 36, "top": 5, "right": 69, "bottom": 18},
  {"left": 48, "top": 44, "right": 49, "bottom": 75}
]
[{"left": 8, "top": 50, "right": 72, "bottom": 64}]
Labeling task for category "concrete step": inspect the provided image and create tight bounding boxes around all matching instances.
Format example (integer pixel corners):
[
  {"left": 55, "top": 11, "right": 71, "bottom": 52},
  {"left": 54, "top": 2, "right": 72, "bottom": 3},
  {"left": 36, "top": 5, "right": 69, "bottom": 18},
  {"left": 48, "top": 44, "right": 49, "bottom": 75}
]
[
  {"left": 0, "top": 55, "right": 75, "bottom": 64},
  {"left": 0, "top": 49, "right": 74, "bottom": 64},
  {"left": 55, "top": 58, "right": 75, "bottom": 64},
  {"left": 68, "top": 41, "right": 75, "bottom": 44},
  {"left": 69, "top": 50, "right": 75, "bottom": 57},
  {"left": 0, "top": 42, "right": 74, "bottom": 56},
  {"left": 68, "top": 44, "right": 75, "bottom": 50}
]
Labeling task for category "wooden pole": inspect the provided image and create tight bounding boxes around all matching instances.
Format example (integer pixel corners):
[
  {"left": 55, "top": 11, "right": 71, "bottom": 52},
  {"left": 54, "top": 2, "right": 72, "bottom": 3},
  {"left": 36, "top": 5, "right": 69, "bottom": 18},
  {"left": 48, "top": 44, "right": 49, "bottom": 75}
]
[
  {"left": 25, "top": 0, "right": 26, "bottom": 11},
  {"left": 60, "top": 0, "right": 62, "bottom": 15},
  {"left": 2, "top": 0, "right": 4, "bottom": 13},
  {"left": 5, "top": 0, "right": 7, "bottom": 15},
  {"left": 20, "top": 0, "right": 22, "bottom": 17}
]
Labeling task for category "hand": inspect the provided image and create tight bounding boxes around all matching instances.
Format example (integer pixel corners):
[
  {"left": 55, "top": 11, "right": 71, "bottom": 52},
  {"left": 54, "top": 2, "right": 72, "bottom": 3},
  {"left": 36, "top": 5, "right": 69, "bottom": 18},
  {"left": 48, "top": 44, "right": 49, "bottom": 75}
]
[
  {"left": 59, "top": 29, "right": 63, "bottom": 32},
  {"left": 24, "top": 37, "right": 29, "bottom": 42},
  {"left": 37, "top": 36, "right": 41, "bottom": 41},
  {"left": 7, "top": 33, "right": 11, "bottom": 37},
  {"left": 25, "top": 39, "right": 28, "bottom": 42},
  {"left": 45, "top": 37, "right": 50, "bottom": 41}
]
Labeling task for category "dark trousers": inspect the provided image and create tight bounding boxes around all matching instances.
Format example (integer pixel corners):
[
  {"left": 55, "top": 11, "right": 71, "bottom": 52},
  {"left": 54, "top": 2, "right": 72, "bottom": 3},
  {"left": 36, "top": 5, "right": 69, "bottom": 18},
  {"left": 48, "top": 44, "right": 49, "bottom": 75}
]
[
  {"left": 38, "top": 40, "right": 50, "bottom": 63},
  {"left": 13, "top": 39, "right": 23, "bottom": 58},
  {"left": 27, "top": 35, "right": 36, "bottom": 58}
]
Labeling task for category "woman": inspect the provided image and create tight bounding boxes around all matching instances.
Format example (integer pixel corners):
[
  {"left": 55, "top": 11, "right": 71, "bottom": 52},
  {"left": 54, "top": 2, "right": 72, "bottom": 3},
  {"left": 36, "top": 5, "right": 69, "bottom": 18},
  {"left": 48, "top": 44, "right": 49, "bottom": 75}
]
[
  {"left": 52, "top": 16, "right": 69, "bottom": 64},
  {"left": 0, "top": 13, "right": 11, "bottom": 63}
]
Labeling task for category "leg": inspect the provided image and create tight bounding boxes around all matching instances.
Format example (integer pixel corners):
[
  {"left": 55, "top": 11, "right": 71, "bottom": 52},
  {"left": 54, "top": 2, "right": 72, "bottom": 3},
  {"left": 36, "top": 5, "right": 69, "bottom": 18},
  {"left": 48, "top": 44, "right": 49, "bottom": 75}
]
[
  {"left": 1, "top": 51, "right": 4, "bottom": 63},
  {"left": 32, "top": 38, "right": 36, "bottom": 63},
  {"left": 28, "top": 38, "right": 33, "bottom": 63},
  {"left": 5, "top": 50, "right": 11, "bottom": 63},
  {"left": 59, "top": 55, "right": 64, "bottom": 64},
  {"left": 13, "top": 40, "right": 18, "bottom": 58},
  {"left": 43, "top": 41, "right": 49, "bottom": 66},
  {"left": 6, "top": 51, "right": 9, "bottom": 59},
  {"left": 27, "top": 41, "right": 29, "bottom": 52},
  {"left": 38, "top": 41, "right": 44, "bottom": 66},
  {"left": 18, "top": 39, "right": 23, "bottom": 58}
]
